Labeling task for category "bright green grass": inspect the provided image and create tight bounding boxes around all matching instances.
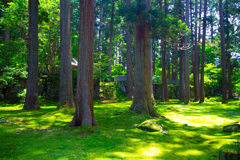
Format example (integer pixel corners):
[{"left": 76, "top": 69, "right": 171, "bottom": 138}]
[{"left": 0, "top": 97, "right": 239, "bottom": 160}]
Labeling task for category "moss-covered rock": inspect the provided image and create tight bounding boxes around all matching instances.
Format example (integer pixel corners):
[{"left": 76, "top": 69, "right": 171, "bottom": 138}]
[
  {"left": 137, "top": 120, "right": 163, "bottom": 132},
  {"left": 223, "top": 124, "right": 240, "bottom": 133}
]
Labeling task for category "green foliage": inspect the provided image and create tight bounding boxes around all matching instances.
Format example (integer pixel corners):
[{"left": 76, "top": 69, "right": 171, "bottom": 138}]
[
  {"left": 100, "top": 82, "right": 126, "bottom": 101},
  {"left": 0, "top": 66, "right": 27, "bottom": 87}
]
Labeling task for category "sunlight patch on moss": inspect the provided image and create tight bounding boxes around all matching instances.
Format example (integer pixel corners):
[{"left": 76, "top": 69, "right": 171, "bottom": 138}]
[
  {"left": 177, "top": 149, "right": 203, "bottom": 156},
  {"left": 166, "top": 113, "right": 235, "bottom": 127}
]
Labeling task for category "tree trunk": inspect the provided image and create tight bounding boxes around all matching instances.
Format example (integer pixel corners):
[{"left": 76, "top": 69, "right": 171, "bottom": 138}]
[
  {"left": 193, "top": 0, "right": 199, "bottom": 101},
  {"left": 178, "top": 0, "right": 184, "bottom": 102},
  {"left": 59, "top": 0, "right": 75, "bottom": 108},
  {"left": 225, "top": 0, "right": 233, "bottom": 99},
  {"left": 70, "top": 0, "right": 95, "bottom": 126},
  {"left": 24, "top": 0, "right": 40, "bottom": 110},
  {"left": 219, "top": 0, "right": 227, "bottom": 103},
  {"left": 199, "top": 0, "right": 207, "bottom": 103},
  {"left": 126, "top": 0, "right": 133, "bottom": 100},
  {"left": 130, "top": 0, "right": 158, "bottom": 117},
  {"left": 97, "top": 2, "right": 103, "bottom": 54},
  {"left": 210, "top": 8, "right": 214, "bottom": 43},
  {"left": 184, "top": 0, "right": 190, "bottom": 104},
  {"left": 198, "top": 0, "right": 202, "bottom": 42},
  {"left": 2, "top": 1, "right": 10, "bottom": 42},
  {"left": 161, "top": 41, "right": 169, "bottom": 102},
  {"left": 149, "top": 35, "right": 156, "bottom": 104},
  {"left": 108, "top": 0, "right": 115, "bottom": 76},
  {"left": 161, "top": 0, "right": 169, "bottom": 102}
]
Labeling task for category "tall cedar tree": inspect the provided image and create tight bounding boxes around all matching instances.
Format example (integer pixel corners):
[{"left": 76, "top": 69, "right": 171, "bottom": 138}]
[
  {"left": 219, "top": 0, "right": 227, "bottom": 103},
  {"left": 225, "top": 0, "right": 233, "bottom": 99},
  {"left": 59, "top": 0, "right": 75, "bottom": 108},
  {"left": 130, "top": 0, "right": 158, "bottom": 117},
  {"left": 108, "top": 0, "right": 115, "bottom": 75},
  {"left": 178, "top": 0, "right": 185, "bottom": 102},
  {"left": 70, "top": 0, "right": 95, "bottom": 126},
  {"left": 184, "top": 0, "right": 190, "bottom": 104},
  {"left": 161, "top": 0, "right": 169, "bottom": 102},
  {"left": 24, "top": 0, "right": 40, "bottom": 110},
  {"left": 199, "top": 0, "right": 207, "bottom": 102},
  {"left": 193, "top": 0, "right": 199, "bottom": 101},
  {"left": 126, "top": 0, "right": 133, "bottom": 99}
]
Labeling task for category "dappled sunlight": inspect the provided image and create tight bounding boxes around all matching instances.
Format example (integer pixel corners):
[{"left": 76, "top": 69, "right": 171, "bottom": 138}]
[
  {"left": 0, "top": 98, "right": 240, "bottom": 159},
  {"left": 177, "top": 149, "right": 203, "bottom": 156},
  {"left": 166, "top": 112, "right": 236, "bottom": 127}
]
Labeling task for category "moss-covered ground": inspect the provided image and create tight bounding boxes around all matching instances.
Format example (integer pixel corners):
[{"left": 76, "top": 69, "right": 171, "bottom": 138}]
[{"left": 0, "top": 97, "right": 239, "bottom": 160}]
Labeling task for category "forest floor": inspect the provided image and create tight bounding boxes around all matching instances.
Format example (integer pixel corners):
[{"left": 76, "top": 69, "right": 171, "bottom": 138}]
[{"left": 0, "top": 97, "right": 240, "bottom": 160}]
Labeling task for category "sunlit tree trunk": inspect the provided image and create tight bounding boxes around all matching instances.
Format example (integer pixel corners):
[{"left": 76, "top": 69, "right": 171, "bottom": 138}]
[
  {"left": 219, "top": 0, "right": 227, "bottom": 103},
  {"left": 70, "top": 0, "right": 95, "bottom": 126},
  {"left": 199, "top": 0, "right": 207, "bottom": 103},
  {"left": 59, "top": 0, "right": 75, "bottom": 108},
  {"left": 130, "top": 0, "right": 158, "bottom": 117},
  {"left": 24, "top": 0, "right": 40, "bottom": 110}
]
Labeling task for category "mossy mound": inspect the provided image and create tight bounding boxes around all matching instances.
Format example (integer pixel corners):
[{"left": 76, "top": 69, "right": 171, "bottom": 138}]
[
  {"left": 137, "top": 120, "right": 163, "bottom": 132},
  {"left": 219, "top": 142, "right": 240, "bottom": 160}
]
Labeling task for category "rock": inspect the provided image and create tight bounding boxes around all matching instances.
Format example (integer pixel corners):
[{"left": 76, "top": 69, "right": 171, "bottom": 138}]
[
  {"left": 114, "top": 111, "right": 122, "bottom": 115},
  {"left": 137, "top": 120, "right": 163, "bottom": 132},
  {"left": 223, "top": 124, "right": 240, "bottom": 133},
  {"left": 183, "top": 124, "right": 189, "bottom": 127}
]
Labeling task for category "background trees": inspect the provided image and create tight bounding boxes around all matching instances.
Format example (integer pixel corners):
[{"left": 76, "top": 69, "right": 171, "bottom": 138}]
[{"left": 0, "top": 0, "right": 239, "bottom": 110}]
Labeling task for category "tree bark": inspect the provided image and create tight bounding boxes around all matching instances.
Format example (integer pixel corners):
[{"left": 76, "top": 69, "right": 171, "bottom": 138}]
[
  {"left": 219, "top": 0, "right": 227, "bottom": 103},
  {"left": 199, "top": 0, "right": 207, "bottom": 103},
  {"left": 161, "top": 41, "right": 169, "bottom": 102},
  {"left": 126, "top": 0, "right": 133, "bottom": 100},
  {"left": 178, "top": 0, "right": 184, "bottom": 102},
  {"left": 97, "top": 2, "right": 103, "bottom": 54},
  {"left": 2, "top": 1, "right": 10, "bottom": 42},
  {"left": 24, "top": 0, "right": 40, "bottom": 110},
  {"left": 184, "top": 0, "right": 190, "bottom": 104},
  {"left": 59, "top": 0, "right": 75, "bottom": 108},
  {"left": 193, "top": 0, "right": 199, "bottom": 101},
  {"left": 108, "top": 0, "right": 115, "bottom": 76},
  {"left": 225, "top": 0, "right": 233, "bottom": 99},
  {"left": 70, "top": 0, "right": 95, "bottom": 126},
  {"left": 130, "top": 0, "right": 158, "bottom": 117},
  {"left": 210, "top": 7, "right": 214, "bottom": 43},
  {"left": 161, "top": 0, "right": 169, "bottom": 102}
]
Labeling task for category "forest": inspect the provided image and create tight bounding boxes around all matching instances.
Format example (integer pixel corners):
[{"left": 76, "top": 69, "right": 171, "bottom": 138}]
[{"left": 0, "top": 0, "right": 240, "bottom": 159}]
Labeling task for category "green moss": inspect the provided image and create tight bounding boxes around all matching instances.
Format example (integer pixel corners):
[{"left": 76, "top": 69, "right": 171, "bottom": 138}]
[
  {"left": 220, "top": 142, "right": 240, "bottom": 154},
  {"left": 0, "top": 97, "right": 239, "bottom": 160}
]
